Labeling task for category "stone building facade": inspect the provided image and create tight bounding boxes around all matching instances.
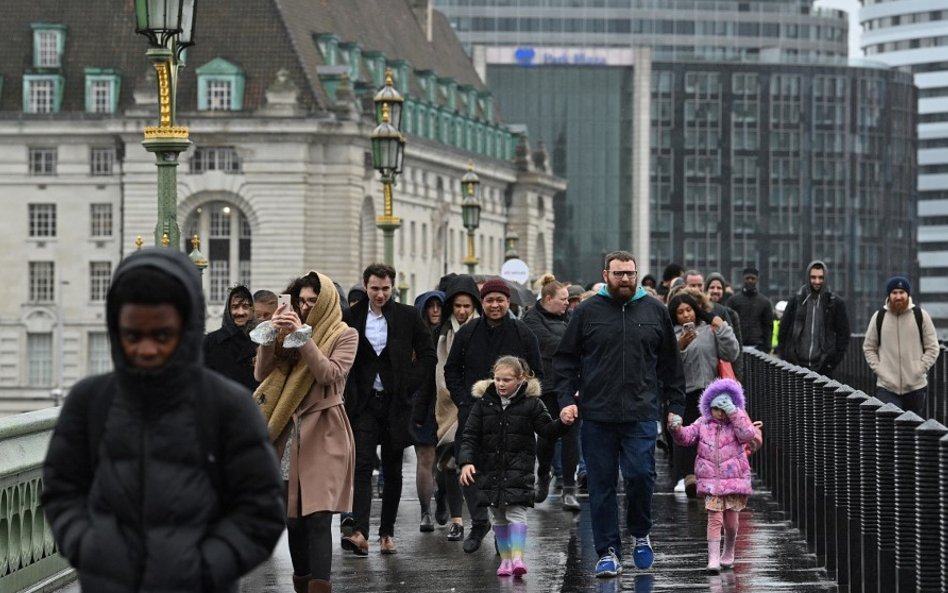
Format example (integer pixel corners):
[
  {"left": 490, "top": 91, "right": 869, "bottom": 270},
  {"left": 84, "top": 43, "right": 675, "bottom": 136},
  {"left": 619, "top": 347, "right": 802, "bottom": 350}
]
[{"left": 0, "top": 0, "right": 564, "bottom": 412}]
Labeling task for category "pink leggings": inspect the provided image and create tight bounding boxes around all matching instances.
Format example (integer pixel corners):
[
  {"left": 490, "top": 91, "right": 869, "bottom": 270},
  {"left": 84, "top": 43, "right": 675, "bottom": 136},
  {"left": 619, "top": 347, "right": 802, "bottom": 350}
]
[{"left": 707, "top": 509, "right": 740, "bottom": 541}]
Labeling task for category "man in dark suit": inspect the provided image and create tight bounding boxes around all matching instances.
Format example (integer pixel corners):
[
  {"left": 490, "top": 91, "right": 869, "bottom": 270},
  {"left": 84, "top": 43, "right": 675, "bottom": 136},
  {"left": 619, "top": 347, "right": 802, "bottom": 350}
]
[{"left": 341, "top": 263, "right": 437, "bottom": 556}]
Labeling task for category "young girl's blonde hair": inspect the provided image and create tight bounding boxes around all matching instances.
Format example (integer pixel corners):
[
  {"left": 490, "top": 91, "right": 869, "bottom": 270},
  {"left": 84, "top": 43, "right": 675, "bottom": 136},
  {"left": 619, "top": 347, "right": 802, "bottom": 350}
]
[{"left": 492, "top": 356, "right": 535, "bottom": 379}]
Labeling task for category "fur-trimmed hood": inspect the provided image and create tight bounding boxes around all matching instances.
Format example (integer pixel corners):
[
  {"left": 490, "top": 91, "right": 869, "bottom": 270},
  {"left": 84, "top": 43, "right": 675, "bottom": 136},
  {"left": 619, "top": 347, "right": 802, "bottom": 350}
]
[
  {"left": 471, "top": 377, "right": 542, "bottom": 399},
  {"left": 699, "top": 378, "right": 746, "bottom": 419}
]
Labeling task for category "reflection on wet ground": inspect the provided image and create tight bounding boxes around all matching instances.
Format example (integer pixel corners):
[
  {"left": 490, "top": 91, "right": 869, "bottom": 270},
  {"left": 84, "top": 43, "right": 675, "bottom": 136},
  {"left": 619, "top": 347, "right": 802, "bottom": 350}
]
[{"left": 57, "top": 447, "right": 837, "bottom": 592}]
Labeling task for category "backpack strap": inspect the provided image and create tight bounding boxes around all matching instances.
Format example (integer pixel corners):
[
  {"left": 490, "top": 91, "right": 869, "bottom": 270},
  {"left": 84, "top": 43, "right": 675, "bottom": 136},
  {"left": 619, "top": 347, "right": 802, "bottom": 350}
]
[
  {"left": 913, "top": 307, "right": 924, "bottom": 348},
  {"left": 875, "top": 306, "right": 925, "bottom": 348},
  {"left": 195, "top": 373, "right": 225, "bottom": 497},
  {"left": 875, "top": 307, "right": 885, "bottom": 343}
]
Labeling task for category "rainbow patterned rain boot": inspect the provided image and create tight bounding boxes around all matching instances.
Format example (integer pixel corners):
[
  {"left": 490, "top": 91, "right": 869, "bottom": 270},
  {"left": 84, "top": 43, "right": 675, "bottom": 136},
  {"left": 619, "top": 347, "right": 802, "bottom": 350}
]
[{"left": 509, "top": 523, "right": 528, "bottom": 577}]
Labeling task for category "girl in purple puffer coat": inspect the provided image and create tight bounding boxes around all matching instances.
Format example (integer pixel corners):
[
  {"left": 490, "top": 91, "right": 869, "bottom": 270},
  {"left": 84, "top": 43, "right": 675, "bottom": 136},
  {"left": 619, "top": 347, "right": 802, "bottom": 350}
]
[{"left": 668, "top": 378, "right": 762, "bottom": 574}]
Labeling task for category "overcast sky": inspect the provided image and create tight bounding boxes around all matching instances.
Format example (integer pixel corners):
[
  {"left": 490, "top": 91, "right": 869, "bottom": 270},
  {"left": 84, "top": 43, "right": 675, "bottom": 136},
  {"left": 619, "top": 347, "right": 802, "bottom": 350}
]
[{"left": 814, "top": 0, "right": 863, "bottom": 57}]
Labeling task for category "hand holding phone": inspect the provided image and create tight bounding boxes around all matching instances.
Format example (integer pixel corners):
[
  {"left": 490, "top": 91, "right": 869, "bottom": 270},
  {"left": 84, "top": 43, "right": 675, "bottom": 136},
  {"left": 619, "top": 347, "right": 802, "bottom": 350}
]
[
  {"left": 277, "top": 293, "right": 293, "bottom": 311},
  {"left": 682, "top": 321, "right": 696, "bottom": 334}
]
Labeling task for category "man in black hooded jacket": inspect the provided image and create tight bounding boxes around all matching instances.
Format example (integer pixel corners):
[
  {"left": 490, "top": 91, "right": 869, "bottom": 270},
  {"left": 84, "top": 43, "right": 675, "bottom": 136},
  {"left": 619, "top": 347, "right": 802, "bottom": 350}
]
[
  {"left": 42, "top": 248, "right": 284, "bottom": 593},
  {"left": 203, "top": 285, "right": 258, "bottom": 392},
  {"left": 777, "top": 260, "right": 851, "bottom": 374}
]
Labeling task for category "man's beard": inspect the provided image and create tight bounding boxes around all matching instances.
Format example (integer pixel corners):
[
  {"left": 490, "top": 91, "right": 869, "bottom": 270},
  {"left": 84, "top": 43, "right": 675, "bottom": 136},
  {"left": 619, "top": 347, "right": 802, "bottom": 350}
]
[
  {"left": 890, "top": 299, "right": 909, "bottom": 313},
  {"left": 607, "top": 282, "right": 635, "bottom": 299}
]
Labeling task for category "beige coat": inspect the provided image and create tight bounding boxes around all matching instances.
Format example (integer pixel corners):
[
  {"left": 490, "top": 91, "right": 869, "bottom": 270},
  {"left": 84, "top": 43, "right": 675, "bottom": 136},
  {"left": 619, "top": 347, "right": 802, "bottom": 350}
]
[
  {"left": 863, "top": 299, "right": 940, "bottom": 395},
  {"left": 435, "top": 313, "right": 478, "bottom": 442},
  {"left": 259, "top": 328, "right": 358, "bottom": 518}
]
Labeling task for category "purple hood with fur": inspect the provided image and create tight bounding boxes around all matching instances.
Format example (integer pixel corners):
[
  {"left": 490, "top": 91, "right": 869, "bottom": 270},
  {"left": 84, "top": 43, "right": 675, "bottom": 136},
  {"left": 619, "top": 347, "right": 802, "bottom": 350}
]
[
  {"left": 698, "top": 378, "right": 746, "bottom": 419},
  {"left": 673, "top": 379, "right": 760, "bottom": 497}
]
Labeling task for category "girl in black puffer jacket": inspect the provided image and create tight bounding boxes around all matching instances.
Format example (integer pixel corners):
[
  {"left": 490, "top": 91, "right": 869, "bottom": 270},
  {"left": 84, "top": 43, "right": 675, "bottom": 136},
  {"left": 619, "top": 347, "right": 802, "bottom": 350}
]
[{"left": 458, "top": 357, "right": 572, "bottom": 578}]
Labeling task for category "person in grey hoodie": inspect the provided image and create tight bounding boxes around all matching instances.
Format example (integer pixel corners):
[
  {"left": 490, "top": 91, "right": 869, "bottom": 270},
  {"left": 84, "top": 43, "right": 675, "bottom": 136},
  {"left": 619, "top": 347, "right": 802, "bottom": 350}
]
[{"left": 777, "top": 260, "right": 851, "bottom": 375}]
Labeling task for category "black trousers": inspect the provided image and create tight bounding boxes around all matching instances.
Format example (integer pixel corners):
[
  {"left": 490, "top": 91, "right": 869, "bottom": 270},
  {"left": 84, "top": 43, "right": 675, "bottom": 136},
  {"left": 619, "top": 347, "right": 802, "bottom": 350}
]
[
  {"left": 352, "top": 392, "right": 409, "bottom": 538},
  {"left": 536, "top": 392, "right": 580, "bottom": 487},
  {"left": 455, "top": 408, "right": 490, "bottom": 526}
]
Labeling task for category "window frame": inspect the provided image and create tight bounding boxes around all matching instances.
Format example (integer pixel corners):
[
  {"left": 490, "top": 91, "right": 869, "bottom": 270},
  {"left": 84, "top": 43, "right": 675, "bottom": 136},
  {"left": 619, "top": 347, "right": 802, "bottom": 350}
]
[
  {"left": 29, "top": 261, "right": 56, "bottom": 303},
  {"left": 23, "top": 75, "right": 64, "bottom": 114},
  {"left": 196, "top": 58, "right": 246, "bottom": 112},
  {"left": 29, "top": 147, "right": 58, "bottom": 176},
  {"left": 90, "top": 203, "right": 114, "bottom": 237},
  {"left": 31, "top": 24, "right": 66, "bottom": 68},
  {"left": 84, "top": 69, "right": 121, "bottom": 114},
  {"left": 28, "top": 203, "right": 57, "bottom": 238},
  {"left": 89, "top": 261, "right": 112, "bottom": 302}
]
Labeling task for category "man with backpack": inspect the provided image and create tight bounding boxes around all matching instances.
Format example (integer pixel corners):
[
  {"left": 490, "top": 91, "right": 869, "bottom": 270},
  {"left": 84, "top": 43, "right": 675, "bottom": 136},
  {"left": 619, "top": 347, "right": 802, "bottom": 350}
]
[
  {"left": 42, "top": 248, "right": 285, "bottom": 593},
  {"left": 862, "top": 276, "right": 941, "bottom": 417}
]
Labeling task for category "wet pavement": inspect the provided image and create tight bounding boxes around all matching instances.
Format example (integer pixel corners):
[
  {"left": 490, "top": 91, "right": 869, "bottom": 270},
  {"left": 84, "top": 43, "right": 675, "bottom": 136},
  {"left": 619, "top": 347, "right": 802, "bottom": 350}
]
[{"left": 56, "top": 447, "right": 837, "bottom": 593}]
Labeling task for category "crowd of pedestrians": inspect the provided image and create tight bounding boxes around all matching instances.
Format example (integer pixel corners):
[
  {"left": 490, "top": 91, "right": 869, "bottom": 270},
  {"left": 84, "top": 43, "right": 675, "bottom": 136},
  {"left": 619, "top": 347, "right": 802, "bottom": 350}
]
[{"left": 40, "top": 246, "right": 940, "bottom": 592}]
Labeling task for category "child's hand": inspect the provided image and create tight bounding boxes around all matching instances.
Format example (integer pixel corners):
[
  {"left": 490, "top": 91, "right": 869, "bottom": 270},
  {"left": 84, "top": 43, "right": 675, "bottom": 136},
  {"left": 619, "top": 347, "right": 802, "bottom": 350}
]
[
  {"left": 710, "top": 394, "right": 736, "bottom": 414},
  {"left": 667, "top": 413, "right": 683, "bottom": 431},
  {"left": 560, "top": 404, "right": 579, "bottom": 424},
  {"left": 459, "top": 464, "right": 477, "bottom": 486}
]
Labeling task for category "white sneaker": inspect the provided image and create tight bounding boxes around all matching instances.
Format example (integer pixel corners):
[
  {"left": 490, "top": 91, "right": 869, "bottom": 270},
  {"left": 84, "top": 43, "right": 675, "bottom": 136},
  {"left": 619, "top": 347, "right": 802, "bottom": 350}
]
[{"left": 674, "top": 479, "right": 686, "bottom": 493}]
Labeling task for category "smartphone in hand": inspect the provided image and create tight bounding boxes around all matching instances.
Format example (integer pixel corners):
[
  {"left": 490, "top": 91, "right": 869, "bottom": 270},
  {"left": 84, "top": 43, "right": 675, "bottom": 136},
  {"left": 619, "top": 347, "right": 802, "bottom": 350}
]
[
  {"left": 682, "top": 321, "right": 696, "bottom": 334},
  {"left": 277, "top": 293, "right": 293, "bottom": 310}
]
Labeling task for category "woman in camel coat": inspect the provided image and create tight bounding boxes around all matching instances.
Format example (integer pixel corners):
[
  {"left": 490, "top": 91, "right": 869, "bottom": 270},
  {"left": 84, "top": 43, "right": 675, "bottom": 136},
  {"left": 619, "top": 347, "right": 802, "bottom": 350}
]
[{"left": 252, "top": 271, "right": 356, "bottom": 593}]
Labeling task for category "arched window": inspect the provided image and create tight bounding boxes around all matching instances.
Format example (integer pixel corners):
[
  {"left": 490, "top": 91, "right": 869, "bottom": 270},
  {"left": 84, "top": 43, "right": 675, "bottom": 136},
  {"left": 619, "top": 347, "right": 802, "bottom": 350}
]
[{"left": 183, "top": 201, "right": 251, "bottom": 303}]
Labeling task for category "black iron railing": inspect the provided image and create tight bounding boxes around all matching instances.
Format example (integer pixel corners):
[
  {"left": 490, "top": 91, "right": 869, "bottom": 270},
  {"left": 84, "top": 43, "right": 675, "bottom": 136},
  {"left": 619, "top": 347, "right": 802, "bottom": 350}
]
[{"left": 743, "top": 349, "right": 948, "bottom": 593}]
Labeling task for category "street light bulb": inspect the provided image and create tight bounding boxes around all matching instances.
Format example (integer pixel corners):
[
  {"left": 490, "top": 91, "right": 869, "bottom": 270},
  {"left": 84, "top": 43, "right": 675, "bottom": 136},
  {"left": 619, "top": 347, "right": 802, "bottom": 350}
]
[{"left": 222, "top": 206, "right": 231, "bottom": 215}]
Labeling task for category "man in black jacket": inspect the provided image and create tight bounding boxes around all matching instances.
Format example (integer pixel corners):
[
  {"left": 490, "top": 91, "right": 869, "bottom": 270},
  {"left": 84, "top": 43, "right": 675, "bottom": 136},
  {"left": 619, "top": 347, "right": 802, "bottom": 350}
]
[
  {"left": 444, "top": 277, "right": 542, "bottom": 553},
  {"left": 341, "top": 263, "right": 437, "bottom": 556},
  {"left": 42, "top": 248, "right": 284, "bottom": 593},
  {"left": 203, "top": 285, "right": 258, "bottom": 392},
  {"left": 727, "top": 266, "right": 775, "bottom": 353},
  {"left": 777, "top": 260, "right": 851, "bottom": 375},
  {"left": 555, "top": 251, "right": 685, "bottom": 578}
]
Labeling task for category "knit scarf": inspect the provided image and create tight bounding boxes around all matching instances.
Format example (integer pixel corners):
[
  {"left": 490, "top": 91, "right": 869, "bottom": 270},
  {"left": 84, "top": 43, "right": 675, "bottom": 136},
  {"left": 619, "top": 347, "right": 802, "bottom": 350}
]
[{"left": 255, "top": 271, "right": 349, "bottom": 442}]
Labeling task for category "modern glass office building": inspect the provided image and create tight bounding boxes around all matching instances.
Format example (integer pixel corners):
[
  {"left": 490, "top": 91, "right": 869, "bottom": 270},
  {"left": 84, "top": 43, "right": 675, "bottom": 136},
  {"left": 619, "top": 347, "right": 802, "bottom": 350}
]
[
  {"left": 436, "top": 0, "right": 849, "bottom": 61},
  {"left": 487, "top": 56, "right": 917, "bottom": 329},
  {"left": 861, "top": 2, "right": 948, "bottom": 336}
]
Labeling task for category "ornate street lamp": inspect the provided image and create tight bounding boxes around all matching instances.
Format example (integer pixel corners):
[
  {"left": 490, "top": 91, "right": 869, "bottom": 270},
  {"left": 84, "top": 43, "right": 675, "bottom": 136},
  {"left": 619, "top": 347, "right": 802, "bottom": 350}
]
[
  {"left": 134, "top": 0, "right": 197, "bottom": 249},
  {"left": 504, "top": 230, "right": 520, "bottom": 260},
  {"left": 371, "top": 68, "right": 406, "bottom": 268},
  {"left": 461, "top": 162, "right": 482, "bottom": 274}
]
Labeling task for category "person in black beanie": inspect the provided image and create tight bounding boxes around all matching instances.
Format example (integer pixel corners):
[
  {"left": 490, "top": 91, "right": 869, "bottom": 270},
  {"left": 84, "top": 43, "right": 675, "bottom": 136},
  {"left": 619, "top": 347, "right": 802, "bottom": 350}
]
[{"left": 726, "top": 267, "right": 774, "bottom": 353}]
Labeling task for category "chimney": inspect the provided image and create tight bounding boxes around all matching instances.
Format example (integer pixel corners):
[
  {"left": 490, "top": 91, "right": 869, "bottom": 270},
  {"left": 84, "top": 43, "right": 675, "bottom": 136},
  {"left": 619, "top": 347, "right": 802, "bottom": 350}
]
[{"left": 411, "top": 0, "right": 433, "bottom": 43}]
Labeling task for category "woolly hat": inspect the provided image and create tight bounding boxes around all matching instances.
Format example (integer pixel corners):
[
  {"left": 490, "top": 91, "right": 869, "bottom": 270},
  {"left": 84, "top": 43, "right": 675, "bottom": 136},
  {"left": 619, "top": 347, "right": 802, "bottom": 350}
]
[
  {"left": 742, "top": 267, "right": 759, "bottom": 277},
  {"left": 886, "top": 276, "right": 911, "bottom": 295},
  {"left": 480, "top": 277, "right": 511, "bottom": 299},
  {"left": 567, "top": 285, "right": 584, "bottom": 301}
]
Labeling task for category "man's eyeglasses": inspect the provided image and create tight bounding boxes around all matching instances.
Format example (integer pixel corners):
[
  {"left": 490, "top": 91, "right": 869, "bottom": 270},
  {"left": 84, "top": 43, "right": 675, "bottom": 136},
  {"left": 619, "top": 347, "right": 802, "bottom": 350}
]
[{"left": 607, "top": 270, "right": 637, "bottom": 278}]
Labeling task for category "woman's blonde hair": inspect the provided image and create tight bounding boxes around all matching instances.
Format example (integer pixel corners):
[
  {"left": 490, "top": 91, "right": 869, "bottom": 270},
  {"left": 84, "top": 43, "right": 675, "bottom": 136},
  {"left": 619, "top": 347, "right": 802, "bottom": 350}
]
[{"left": 536, "top": 273, "right": 566, "bottom": 300}]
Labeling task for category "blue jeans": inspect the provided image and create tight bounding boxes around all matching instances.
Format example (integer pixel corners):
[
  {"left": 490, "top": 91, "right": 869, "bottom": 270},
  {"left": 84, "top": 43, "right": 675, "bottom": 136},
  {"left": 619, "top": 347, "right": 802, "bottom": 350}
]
[
  {"left": 875, "top": 387, "right": 928, "bottom": 418},
  {"left": 582, "top": 419, "right": 657, "bottom": 559}
]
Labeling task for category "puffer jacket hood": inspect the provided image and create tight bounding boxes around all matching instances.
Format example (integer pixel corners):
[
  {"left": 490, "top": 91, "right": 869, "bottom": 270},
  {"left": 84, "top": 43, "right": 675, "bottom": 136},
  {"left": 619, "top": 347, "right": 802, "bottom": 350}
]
[
  {"left": 699, "top": 378, "right": 746, "bottom": 419},
  {"left": 106, "top": 248, "right": 206, "bottom": 397},
  {"left": 471, "top": 377, "right": 542, "bottom": 399}
]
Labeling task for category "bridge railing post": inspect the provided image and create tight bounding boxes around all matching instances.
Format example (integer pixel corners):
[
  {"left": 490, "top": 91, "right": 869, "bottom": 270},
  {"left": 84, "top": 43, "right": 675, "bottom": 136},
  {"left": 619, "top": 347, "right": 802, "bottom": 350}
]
[
  {"left": 894, "top": 411, "right": 924, "bottom": 593},
  {"left": 858, "top": 396, "right": 884, "bottom": 593},
  {"left": 875, "top": 403, "right": 904, "bottom": 593},
  {"left": 915, "top": 420, "right": 948, "bottom": 593}
]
